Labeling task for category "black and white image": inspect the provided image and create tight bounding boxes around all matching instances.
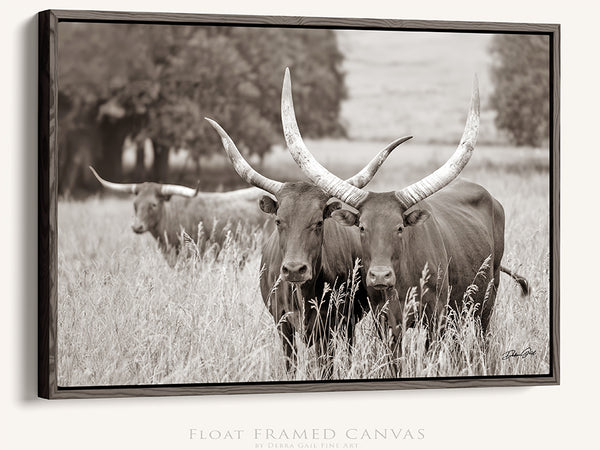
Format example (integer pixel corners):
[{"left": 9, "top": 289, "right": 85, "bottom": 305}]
[{"left": 42, "top": 13, "right": 558, "bottom": 395}]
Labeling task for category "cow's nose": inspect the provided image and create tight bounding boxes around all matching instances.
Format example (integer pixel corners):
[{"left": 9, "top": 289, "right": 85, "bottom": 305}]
[
  {"left": 281, "top": 261, "right": 310, "bottom": 282},
  {"left": 367, "top": 266, "right": 395, "bottom": 289},
  {"left": 131, "top": 223, "right": 145, "bottom": 234}
]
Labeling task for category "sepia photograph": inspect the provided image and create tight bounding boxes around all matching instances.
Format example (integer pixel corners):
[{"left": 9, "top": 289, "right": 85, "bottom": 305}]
[{"left": 40, "top": 12, "right": 558, "bottom": 395}]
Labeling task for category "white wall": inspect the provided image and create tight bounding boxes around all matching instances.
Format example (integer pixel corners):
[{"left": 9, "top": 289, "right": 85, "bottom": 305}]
[{"left": 3, "top": 1, "right": 597, "bottom": 449}]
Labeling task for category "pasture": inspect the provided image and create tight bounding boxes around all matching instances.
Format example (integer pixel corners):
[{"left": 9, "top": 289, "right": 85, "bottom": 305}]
[
  {"left": 57, "top": 140, "right": 550, "bottom": 386},
  {"left": 336, "top": 30, "right": 500, "bottom": 144}
]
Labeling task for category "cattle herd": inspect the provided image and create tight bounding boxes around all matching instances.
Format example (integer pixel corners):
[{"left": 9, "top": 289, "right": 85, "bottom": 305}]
[{"left": 91, "top": 68, "right": 529, "bottom": 375}]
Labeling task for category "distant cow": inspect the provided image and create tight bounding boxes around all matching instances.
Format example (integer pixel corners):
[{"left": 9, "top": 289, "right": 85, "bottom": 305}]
[
  {"left": 280, "top": 68, "right": 529, "bottom": 353},
  {"left": 207, "top": 116, "right": 411, "bottom": 370},
  {"left": 90, "top": 167, "right": 272, "bottom": 263}
]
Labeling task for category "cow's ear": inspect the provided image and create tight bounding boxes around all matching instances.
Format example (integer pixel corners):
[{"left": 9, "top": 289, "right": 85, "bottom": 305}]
[
  {"left": 403, "top": 209, "right": 430, "bottom": 227},
  {"left": 259, "top": 196, "right": 278, "bottom": 215},
  {"left": 323, "top": 201, "right": 343, "bottom": 219},
  {"left": 331, "top": 209, "right": 359, "bottom": 227}
]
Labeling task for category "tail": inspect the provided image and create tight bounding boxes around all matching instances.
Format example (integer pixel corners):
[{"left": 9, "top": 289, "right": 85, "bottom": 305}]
[{"left": 500, "top": 265, "right": 530, "bottom": 296}]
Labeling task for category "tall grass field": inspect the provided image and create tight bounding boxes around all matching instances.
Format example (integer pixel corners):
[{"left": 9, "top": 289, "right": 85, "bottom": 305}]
[{"left": 57, "top": 141, "right": 550, "bottom": 386}]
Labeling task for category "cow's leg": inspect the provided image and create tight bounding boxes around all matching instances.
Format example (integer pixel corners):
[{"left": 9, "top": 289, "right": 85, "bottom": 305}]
[
  {"left": 486, "top": 198, "right": 505, "bottom": 335},
  {"left": 308, "top": 307, "right": 334, "bottom": 379},
  {"left": 480, "top": 273, "right": 499, "bottom": 335},
  {"left": 313, "top": 333, "right": 333, "bottom": 380},
  {"left": 374, "top": 290, "right": 403, "bottom": 377},
  {"left": 279, "top": 320, "right": 296, "bottom": 372},
  {"left": 346, "top": 316, "right": 356, "bottom": 351},
  {"left": 422, "top": 288, "right": 445, "bottom": 350},
  {"left": 343, "top": 296, "right": 368, "bottom": 355},
  {"left": 388, "top": 316, "right": 403, "bottom": 378}
]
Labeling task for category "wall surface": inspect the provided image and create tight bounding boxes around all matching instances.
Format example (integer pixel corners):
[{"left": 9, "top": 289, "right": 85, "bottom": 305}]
[{"left": 2, "top": 1, "right": 597, "bottom": 449}]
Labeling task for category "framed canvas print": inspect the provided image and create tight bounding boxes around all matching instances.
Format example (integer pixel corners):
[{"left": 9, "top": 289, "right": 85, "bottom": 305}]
[{"left": 38, "top": 9, "right": 560, "bottom": 399}]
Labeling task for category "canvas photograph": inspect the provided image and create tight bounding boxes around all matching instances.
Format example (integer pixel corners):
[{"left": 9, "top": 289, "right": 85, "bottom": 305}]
[{"left": 39, "top": 12, "right": 558, "bottom": 397}]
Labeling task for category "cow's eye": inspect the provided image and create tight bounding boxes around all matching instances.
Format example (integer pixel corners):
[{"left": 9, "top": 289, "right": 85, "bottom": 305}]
[
  {"left": 151, "top": 203, "right": 157, "bottom": 209},
  {"left": 359, "top": 225, "right": 365, "bottom": 233},
  {"left": 315, "top": 220, "right": 323, "bottom": 229},
  {"left": 397, "top": 225, "right": 404, "bottom": 233},
  {"left": 275, "top": 219, "right": 281, "bottom": 226}
]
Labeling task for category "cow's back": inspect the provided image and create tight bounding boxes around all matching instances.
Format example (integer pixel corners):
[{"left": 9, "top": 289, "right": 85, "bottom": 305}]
[
  {"left": 164, "top": 187, "right": 272, "bottom": 250},
  {"left": 424, "top": 179, "right": 504, "bottom": 308}
]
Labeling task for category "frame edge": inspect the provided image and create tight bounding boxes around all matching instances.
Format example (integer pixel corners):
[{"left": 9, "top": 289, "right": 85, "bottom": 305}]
[
  {"left": 48, "top": 9, "right": 560, "bottom": 33},
  {"left": 551, "top": 23, "right": 560, "bottom": 386},
  {"left": 38, "top": 9, "right": 59, "bottom": 399}
]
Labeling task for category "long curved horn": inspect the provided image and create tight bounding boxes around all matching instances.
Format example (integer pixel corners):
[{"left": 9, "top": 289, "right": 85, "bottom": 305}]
[
  {"left": 346, "top": 135, "right": 413, "bottom": 188},
  {"left": 205, "top": 118, "right": 284, "bottom": 195},
  {"left": 394, "top": 76, "right": 480, "bottom": 209},
  {"left": 89, "top": 166, "right": 139, "bottom": 194},
  {"left": 159, "top": 183, "right": 199, "bottom": 198},
  {"left": 281, "top": 68, "right": 369, "bottom": 208}
]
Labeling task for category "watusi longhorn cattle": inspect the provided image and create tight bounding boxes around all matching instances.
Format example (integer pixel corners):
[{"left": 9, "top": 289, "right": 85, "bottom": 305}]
[
  {"left": 280, "top": 68, "right": 529, "bottom": 352},
  {"left": 89, "top": 167, "right": 272, "bottom": 264},
  {"left": 206, "top": 115, "right": 411, "bottom": 370}
]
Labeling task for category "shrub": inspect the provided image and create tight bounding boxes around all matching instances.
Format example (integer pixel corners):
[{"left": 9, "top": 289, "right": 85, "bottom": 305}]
[{"left": 489, "top": 35, "right": 550, "bottom": 147}]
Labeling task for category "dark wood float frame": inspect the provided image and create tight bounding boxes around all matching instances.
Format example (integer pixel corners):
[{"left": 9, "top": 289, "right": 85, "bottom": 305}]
[{"left": 38, "top": 9, "right": 560, "bottom": 399}]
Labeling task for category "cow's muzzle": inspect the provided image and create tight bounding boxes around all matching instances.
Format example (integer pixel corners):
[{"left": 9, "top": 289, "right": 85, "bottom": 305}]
[
  {"left": 131, "top": 223, "right": 146, "bottom": 234},
  {"left": 281, "top": 261, "right": 311, "bottom": 284},
  {"left": 367, "top": 266, "right": 396, "bottom": 290}
]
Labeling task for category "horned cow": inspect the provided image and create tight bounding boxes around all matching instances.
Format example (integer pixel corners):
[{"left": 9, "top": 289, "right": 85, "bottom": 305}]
[
  {"left": 207, "top": 116, "right": 411, "bottom": 371},
  {"left": 281, "top": 68, "right": 529, "bottom": 353},
  {"left": 90, "top": 167, "right": 272, "bottom": 264}
]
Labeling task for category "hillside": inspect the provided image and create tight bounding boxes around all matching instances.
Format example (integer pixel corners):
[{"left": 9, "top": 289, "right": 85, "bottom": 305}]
[{"left": 337, "top": 30, "right": 502, "bottom": 144}]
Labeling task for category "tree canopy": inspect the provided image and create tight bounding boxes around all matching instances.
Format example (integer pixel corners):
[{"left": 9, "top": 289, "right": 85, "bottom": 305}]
[
  {"left": 58, "top": 23, "right": 346, "bottom": 190},
  {"left": 489, "top": 34, "right": 550, "bottom": 147}
]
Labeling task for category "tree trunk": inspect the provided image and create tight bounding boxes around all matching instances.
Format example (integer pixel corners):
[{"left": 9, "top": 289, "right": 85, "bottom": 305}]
[
  {"left": 98, "top": 118, "right": 127, "bottom": 181},
  {"left": 97, "top": 114, "right": 145, "bottom": 182},
  {"left": 151, "top": 142, "right": 170, "bottom": 183},
  {"left": 134, "top": 139, "right": 146, "bottom": 179}
]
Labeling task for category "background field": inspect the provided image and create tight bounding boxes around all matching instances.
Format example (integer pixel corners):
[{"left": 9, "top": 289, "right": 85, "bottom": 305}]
[
  {"left": 337, "top": 30, "right": 500, "bottom": 143},
  {"left": 57, "top": 140, "right": 550, "bottom": 385}
]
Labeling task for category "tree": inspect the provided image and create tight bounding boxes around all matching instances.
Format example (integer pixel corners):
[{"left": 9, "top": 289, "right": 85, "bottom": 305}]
[
  {"left": 57, "top": 23, "right": 346, "bottom": 191},
  {"left": 58, "top": 23, "right": 152, "bottom": 184},
  {"left": 489, "top": 35, "right": 550, "bottom": 147}
]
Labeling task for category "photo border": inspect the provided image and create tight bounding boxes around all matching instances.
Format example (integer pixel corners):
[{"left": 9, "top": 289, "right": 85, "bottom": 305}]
[{"left": 38, "top": 9, "right": 560, "bottom": 399}]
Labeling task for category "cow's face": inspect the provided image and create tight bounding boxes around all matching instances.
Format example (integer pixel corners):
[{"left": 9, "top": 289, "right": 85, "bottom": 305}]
[
  {"left": 331, "top": 192, "right": 430, "bottom": 291},
  {"left": 260, "top": 182, "right": 341, "bottom": 284},
  {"left": 131, "top": 183, "right": 170, "bottom": 234}
]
